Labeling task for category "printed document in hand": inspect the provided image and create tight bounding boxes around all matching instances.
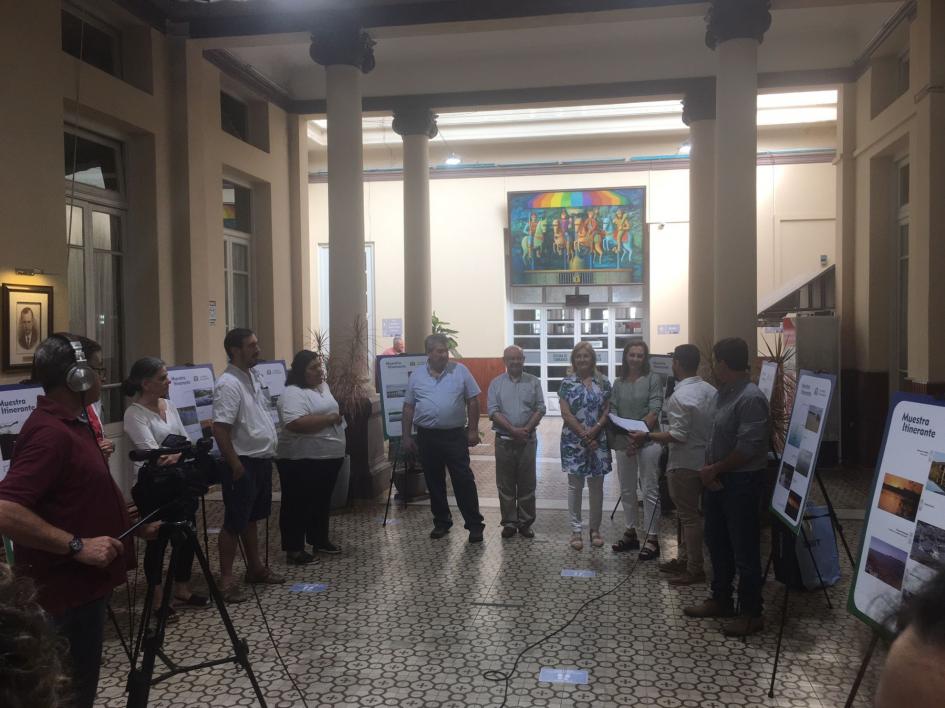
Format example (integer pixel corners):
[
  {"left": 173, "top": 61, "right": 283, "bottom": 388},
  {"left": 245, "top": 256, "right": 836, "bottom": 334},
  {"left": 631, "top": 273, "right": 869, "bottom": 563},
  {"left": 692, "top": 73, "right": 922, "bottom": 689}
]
[{"left": 608, "top": 413, "right": 649, "bottom": 433}]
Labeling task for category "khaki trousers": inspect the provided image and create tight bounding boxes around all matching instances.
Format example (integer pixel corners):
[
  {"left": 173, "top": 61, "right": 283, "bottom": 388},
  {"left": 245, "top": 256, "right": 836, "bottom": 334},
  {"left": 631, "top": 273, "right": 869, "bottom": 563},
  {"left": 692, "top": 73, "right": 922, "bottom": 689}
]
[
  {"left": 494, "top": 437, "right": 538, "bottom": 530},
  {"left": 667, "top": 468, "right": 704, "bottom": 575}
]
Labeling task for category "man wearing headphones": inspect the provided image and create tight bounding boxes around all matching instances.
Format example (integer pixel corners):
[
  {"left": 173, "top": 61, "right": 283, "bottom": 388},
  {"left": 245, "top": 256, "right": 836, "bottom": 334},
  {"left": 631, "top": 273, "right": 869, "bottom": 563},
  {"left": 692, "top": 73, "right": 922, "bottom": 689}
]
[{"left": 0, "top": 334, "right": 154, "bottom": 708}]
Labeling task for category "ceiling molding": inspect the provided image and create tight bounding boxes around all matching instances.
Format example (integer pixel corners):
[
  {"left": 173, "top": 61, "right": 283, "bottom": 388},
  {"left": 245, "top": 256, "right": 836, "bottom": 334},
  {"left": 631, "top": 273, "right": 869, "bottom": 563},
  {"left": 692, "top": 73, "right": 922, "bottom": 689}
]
[
  {"left": 852, "top": 0, "right": 917, "bottom": 79},
  {"left": 308, "top": 149, "right": 836, "bottom": 183},
  {"left": 203, "top": 49, "right": 293, "bottom": 111}
]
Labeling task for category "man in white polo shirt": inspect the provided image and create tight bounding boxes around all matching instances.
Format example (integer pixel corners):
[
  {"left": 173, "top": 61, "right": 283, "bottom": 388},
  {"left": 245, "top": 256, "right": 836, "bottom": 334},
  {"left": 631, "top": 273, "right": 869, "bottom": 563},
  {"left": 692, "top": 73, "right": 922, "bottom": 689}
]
[
  {"left": 402, "top": 333, "right": 486, "bottom": 543},
  {"left": 213, "top": 328, "right": 284, "bottom": 602}
]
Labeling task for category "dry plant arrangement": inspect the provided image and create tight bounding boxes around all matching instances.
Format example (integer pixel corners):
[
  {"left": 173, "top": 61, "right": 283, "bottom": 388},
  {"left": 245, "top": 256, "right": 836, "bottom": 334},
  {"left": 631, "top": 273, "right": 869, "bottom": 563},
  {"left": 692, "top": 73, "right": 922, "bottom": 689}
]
[
  {"left": 761, "top": 334, "right": 797, "bottom": 455},
  {"left": 309, "top": 314, "right": 373, "bottom": 419}
]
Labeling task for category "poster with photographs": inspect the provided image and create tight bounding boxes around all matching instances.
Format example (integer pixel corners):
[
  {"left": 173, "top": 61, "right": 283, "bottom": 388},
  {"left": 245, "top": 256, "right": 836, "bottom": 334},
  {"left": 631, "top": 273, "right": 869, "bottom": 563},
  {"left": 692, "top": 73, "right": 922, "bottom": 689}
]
[
  {"left": 849, "top": 395, "right": 945, "bottom": 634},
  {"left": 376, "top": 354, "right": 429, "bottom": 439},
  {"left": 758, "top": 360, "right": 778, "bottom": 402},
  {"left": 2, "top": 284, "right": 53, "bottom": 371},
  {"left": 0, "top": 383, "right": 43, "bottom": 482},
  {"left": 253, "top": 360, "right": 287, "bottom": 428},
  {"left": 770, "top": 371, "right": 835, "bottom": 533},
  {"left": 166, "top": 364, "right": 216, "bottom": 446}
]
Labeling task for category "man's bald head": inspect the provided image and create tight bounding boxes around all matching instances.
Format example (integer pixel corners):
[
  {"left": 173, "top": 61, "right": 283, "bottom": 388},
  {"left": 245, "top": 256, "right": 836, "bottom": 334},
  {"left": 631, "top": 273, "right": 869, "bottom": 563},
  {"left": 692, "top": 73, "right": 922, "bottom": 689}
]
[{"left": 503, "top": 345, "right": 525, "bottom": 378}]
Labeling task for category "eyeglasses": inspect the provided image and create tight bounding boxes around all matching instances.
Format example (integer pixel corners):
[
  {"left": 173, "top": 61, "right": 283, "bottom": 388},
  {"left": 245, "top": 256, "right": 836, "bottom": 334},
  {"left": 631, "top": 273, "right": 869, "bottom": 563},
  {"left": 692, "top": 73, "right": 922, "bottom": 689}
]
[{"left": 91, "top": 366, "right": 107, "bottom": 377}]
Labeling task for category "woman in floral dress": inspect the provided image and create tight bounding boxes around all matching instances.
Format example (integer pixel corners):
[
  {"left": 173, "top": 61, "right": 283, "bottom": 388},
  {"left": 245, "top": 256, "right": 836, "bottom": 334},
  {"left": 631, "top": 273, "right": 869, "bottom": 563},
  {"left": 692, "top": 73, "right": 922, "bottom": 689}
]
[{"left": 558, "top": 341, "right": 612, "bottom": 550}]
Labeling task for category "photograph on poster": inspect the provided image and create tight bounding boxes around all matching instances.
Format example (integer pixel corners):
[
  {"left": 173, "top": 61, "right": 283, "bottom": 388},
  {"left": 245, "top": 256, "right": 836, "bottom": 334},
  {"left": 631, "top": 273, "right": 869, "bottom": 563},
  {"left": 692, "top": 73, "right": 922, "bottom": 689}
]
[
  {"left": 878, "top": 472, "right": 924, "bottom": 522},
  {"left": 804, "top": 404, "right": 823, "bottom": 433},
  {"left": 795, "top": 448, "right": 814, "bottom": 477},
  {"left": 785, "top": 491, "right": 802, "bottom": 520},
  {"left": 927, "top": 452, "right": 945, "bottom": 496},
  {"left": 787, "top": 423, "right": 804, "bottom": 449},
  {"left": 386, "top": 386, "right": 406, "bottom": 399},
  {"left": 194, "top": 388, "right": 213, "bottom": 408},
  {"left": 178, "top": 406, "right": 199, "bottom": 427},
  {"left": 902, "top": 560, "right": 937, "bottom": 604},
  {"left": 389, "top": 411, "right": 402, "bottom": 423},
  {"left": 909, "top": 520, "right": 945, "bottom": 568},
  {"left": 865, "top": 536, "right": 909, "bottom": 590},
  {"left": 779, "top": 463, "right": 795, "bottom": 490}
]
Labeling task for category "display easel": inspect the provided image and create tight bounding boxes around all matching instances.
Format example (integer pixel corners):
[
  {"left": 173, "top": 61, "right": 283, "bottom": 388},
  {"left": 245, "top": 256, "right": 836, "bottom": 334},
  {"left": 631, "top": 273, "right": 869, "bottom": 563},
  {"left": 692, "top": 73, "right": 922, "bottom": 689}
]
[
  {"left": 767, "top": 470, "right": 856, "bottom": 697},
  {"left": 382, "top": 438, "right": 403, "bottom": 526}
]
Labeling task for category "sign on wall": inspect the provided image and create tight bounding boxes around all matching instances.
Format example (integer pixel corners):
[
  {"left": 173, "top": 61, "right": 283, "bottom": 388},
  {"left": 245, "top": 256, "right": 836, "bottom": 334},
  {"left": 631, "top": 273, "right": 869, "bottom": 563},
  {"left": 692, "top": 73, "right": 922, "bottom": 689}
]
[
  {"left": 0, "top": 383, "right": 43, "bottom": 481},
  {"left": 376, "top": 354, "right": 428, "bottom": 439},
  {"left": 770, "top": 371, "right": 835, "bottom": 532},
  {"left": 167, "top": 364, "right": 216, "bottom": 445},
  {"left": 849, "top": 395, "right": 945, "bottom": 633}
]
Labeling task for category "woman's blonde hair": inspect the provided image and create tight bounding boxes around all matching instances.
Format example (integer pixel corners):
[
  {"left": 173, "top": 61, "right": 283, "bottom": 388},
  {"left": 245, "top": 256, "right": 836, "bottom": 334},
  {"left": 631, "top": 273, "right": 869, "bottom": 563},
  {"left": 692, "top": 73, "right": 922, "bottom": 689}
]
[{"left": 570, "top": 341, "right": 604, "bottom": 381}]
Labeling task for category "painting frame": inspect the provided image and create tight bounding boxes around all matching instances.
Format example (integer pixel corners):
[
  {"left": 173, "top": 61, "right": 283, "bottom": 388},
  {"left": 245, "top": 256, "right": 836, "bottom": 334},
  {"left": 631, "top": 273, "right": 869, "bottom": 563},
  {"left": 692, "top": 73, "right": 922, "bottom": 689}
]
[
  {"left": 2, "top": 284, "right": 54, "bottom": 372},
  {"left": 507, "top": 186, "right": 647, "bottom": 287}
]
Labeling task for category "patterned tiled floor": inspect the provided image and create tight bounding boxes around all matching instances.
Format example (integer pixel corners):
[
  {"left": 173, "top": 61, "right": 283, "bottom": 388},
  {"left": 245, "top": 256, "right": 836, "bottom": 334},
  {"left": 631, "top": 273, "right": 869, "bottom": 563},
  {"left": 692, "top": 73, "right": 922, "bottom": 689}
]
[{"left": 97, "top": 418, "right": 885, "bottom": 707}]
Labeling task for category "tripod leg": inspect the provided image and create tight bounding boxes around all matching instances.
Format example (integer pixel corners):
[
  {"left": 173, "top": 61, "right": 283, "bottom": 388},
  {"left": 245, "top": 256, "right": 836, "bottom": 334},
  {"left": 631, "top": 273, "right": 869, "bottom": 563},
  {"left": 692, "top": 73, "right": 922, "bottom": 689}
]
[
  {"left": 610, "top": 496, "right": 621, "bottom": 521},
  {"left": 844, "top": 633, "right": 879, "bottom": 708},
  {"left": 189, "top": 528, "right": 268, "bottom": 707},
  {"left": 383, "top": 441, "right": 400, "bottom": 526},
  {"left": 128, "top": 540, "right": 180, "bottom": 708},
  {"left": 768, "top": 584, "right": 790, "bottom": 698},
  {"left": 800, "top": 525, "right": 832, "bottom": 609},
  {"left": 201, "top": 496, "right": 210, "bottom": 559},
  {"left": 816, "top": 471, "right": 856, "bottom": 566}
]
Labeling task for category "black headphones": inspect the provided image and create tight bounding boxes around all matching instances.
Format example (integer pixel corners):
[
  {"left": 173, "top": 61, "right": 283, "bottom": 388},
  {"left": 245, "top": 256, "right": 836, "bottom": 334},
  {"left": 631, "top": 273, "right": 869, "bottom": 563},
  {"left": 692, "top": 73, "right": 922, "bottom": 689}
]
[{"left": 51, "top": 333, "right": 96, "bottom": 393}]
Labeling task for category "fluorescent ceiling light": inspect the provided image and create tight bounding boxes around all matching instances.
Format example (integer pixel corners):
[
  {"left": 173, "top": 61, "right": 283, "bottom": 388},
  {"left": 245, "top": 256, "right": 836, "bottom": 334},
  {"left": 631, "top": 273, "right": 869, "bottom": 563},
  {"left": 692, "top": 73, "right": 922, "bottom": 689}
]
[
  {"left": 444, "top": 153, "right": 462, "bottom": 165},
  {"left": 677, "top": 141, "right": 691, "bottom": 155},
  {"left": 307, "top": 91, "right": 838, "bottom": 144}
]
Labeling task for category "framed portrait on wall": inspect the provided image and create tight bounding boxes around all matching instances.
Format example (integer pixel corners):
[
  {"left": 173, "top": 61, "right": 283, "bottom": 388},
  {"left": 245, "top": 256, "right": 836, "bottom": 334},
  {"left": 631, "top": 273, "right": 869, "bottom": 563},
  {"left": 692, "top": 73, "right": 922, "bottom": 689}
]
[{"left": 2, "top": 284, "right": 54, "bottom": 371}]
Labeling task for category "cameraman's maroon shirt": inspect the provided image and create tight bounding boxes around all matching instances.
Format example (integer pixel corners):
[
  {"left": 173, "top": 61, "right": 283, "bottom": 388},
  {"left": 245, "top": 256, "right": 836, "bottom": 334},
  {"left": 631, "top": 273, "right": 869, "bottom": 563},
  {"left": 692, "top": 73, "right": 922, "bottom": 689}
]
[{"left": 0, "top": 396, "right": 132, "bottom": 616}]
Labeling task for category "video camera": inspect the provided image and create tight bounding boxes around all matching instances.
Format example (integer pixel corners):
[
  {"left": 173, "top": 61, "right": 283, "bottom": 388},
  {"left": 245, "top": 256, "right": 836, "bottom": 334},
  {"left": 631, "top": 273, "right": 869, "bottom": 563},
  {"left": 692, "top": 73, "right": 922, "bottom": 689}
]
[{"left": 129, "top": 436, "right": 217, "bottom": 521}]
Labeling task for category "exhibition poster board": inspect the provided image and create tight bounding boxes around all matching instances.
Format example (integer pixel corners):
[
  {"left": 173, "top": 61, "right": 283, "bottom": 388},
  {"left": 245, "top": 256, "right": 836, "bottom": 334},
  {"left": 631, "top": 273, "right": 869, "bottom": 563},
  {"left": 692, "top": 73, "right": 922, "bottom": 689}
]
[
  {"left": 769, "top": 371, "right": 835, "bottom": 533},
  {"left": 758, "top": 360, "right": 778, "bottom": 402},
  {"left": 376, "top": 354, "right": 429, "bottom": 440},
  {"left": 649, "top": 355, "right": 673, "bottom": 378},
  {"left": 0, "top": 383, "right": 43, "bottom": 481},
  {"left": 253, "top": 360, "right": 287, "bottom": 427},
  {"left": 848, "top": 394, "right": 945, "bottom": 634},
  {"left": 167, "top": 364, "right": 216, "bottom": 445}
]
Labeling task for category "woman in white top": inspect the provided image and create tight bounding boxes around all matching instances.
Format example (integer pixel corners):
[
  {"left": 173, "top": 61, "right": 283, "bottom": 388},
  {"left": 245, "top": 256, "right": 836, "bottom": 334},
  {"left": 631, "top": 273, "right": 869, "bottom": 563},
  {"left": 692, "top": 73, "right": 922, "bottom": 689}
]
[
  {"left": 123, "top": 357, "right": 208, "bottom": 610},
  {"left": 276, "top": 350, "right": 347, "bottom": 565}
]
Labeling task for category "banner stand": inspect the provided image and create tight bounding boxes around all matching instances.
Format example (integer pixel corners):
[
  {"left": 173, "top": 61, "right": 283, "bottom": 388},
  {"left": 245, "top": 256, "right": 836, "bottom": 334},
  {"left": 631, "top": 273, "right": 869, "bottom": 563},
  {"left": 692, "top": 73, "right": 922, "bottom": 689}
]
[
  {"left": 382, "top": 438, "right": 403, "bottom": 527},
  {"left": 842, "top": 633, "right": 880, "bottom": 708}
]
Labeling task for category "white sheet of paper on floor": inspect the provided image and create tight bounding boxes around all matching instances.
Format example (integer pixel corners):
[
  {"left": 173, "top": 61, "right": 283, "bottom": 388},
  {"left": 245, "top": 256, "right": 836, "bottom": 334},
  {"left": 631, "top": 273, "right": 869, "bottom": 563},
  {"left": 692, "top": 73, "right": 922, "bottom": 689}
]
[
  {"left": 539, "top": 668, "right": 589, "bottom": 684},
  {"left": 561, "top": 569, "right": 596, "bottom": 578},
  {"left": 290, "top": 583, "right": 328, "bottom": 593},
  {"left": 607, "top": 413, "right": 648, "bottom": 433}
]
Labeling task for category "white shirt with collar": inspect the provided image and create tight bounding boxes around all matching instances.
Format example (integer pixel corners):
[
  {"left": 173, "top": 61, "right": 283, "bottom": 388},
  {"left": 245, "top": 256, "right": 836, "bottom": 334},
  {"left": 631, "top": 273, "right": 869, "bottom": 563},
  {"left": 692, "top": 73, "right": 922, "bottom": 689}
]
[
  {"left": 213, "top": 364, "right": 278, "bottom": 458},
  {"left": 664, "top": 375, "right": 717, "bottom": 472}
]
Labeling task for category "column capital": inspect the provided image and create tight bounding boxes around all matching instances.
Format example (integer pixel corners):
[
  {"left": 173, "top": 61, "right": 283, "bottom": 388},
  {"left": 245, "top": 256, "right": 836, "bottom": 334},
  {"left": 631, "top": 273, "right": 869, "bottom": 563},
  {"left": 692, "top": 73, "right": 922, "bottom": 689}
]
[
  {"left": 705, "top": 0, "right": 771, "bottom": 50},
  {"left": 391, "top": 105, "right": 439, "bottom": 139},
  {"left": 682, "top": 82, "right": 716, "bottom": 125},
  {"left": 310, "top": 14, "right": 375, "bottom": 73}
]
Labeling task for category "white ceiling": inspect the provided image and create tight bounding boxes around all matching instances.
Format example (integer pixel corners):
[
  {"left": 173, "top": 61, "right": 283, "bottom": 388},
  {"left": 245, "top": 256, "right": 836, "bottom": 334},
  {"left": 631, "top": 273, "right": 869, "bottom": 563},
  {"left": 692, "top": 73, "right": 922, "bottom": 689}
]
[{"left": 222, "top": 2, "right": 901, "bottom": 102}]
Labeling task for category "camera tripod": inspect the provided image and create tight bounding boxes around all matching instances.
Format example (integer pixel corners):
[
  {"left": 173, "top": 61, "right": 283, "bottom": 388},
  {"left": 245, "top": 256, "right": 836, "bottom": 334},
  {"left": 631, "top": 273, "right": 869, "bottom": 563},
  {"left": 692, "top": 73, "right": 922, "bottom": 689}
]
[{"left": 126, "top": 519, "right": 267, "bottom": 708}]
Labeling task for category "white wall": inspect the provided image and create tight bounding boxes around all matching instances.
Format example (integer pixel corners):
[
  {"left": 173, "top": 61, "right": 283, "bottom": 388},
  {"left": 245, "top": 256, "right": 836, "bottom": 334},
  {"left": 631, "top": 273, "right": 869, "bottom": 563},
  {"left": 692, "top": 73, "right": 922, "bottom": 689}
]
[{"left": 309, "top": 159, "right": 836, "bottom": 359}]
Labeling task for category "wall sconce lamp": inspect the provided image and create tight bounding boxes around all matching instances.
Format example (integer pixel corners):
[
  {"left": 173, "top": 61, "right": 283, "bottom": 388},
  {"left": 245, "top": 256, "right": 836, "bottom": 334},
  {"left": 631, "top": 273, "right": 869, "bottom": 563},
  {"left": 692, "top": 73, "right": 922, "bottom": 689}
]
[{"left": 15, "top": 267, "right": 46, "bottom": 276}]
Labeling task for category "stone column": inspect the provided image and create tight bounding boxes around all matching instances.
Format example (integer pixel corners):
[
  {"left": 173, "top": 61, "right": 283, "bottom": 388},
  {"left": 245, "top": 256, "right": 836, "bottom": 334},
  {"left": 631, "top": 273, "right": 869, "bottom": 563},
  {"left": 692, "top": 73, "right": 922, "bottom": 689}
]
[
  {"left": 682, "top": 83, "right": 716, "bottom": 353},
  {"left": 392, "top": 106, "right": 438, "bottom": 354},
  {"left": 310, "top": 19, "right": 375, "bottom": 363},
  {"left": 706, "top": 0, "right": 771, "bottom": 347}
]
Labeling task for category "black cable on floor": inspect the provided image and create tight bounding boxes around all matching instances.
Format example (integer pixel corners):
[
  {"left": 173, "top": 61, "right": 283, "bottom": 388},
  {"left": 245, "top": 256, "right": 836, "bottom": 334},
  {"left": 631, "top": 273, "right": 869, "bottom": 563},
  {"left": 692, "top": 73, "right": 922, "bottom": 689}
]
[
  {"left": 236, "top": 536, "right": 312, "bottom": 708},
  {"left": 483, "top": 489, "right": 661, "bottom": 708}
]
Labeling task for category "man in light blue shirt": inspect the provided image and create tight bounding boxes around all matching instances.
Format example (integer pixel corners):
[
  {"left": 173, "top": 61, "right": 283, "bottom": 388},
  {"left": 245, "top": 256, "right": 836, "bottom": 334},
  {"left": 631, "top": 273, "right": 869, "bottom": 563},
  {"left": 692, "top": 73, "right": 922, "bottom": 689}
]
[{"left": 402, "top": 334, "right": 485, "bottom": 542}]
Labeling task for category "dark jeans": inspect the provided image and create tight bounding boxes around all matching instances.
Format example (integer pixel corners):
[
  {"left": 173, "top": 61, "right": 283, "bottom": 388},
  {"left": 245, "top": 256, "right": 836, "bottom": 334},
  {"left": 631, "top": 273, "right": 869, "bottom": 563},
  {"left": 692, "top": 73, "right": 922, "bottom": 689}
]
[
  {"left": 416, "top": 427, "right": 484, "bottom": 531},
  {"left": 276, "top": 457, "right": 343, "bottom": 551},
  {"left": 53, "top": 595, "right": 108, "bottom": 708},
  {"left": 704, "top": 469, "right": 764, "bottom": 616}
]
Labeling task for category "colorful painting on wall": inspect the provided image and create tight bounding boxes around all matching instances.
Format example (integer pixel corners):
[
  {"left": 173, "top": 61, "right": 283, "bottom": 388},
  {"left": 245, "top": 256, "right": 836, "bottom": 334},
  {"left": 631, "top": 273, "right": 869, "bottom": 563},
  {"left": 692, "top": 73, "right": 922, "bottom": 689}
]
[{"left": 508, "top": 187, "right": 645, "bottom": 286}]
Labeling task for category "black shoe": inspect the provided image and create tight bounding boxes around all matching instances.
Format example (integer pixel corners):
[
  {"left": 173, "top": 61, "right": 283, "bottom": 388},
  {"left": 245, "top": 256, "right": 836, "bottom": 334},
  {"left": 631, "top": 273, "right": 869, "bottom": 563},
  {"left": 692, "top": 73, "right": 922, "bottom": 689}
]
[
  {"left": 501, "top": 526, "right": 516, "bottom": 539},
  {"left": 519, "top": 527, "right": 535, "bottom": 539},
  {"left": 314, "top": 542, "right": 341, "bottom": 555},
  {"left": 286, "top": 551, "right": 317, "bottom": 565},
  {"left": 430, "top": 525, "right": 451, "bottom": 539},
  {"left": 468, "top": 528, "right": 484, "bottom": 543}
]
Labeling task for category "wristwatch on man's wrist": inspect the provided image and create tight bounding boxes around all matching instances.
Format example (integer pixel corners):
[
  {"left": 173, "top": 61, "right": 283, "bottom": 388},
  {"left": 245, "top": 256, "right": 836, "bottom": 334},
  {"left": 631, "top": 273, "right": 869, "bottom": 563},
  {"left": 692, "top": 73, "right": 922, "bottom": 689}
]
[
  {"left": 67, "top": 535, "right": 83, "bottom": 556},
  {"left": 644, "top": 432, "right": 652, "bottom": 443}
]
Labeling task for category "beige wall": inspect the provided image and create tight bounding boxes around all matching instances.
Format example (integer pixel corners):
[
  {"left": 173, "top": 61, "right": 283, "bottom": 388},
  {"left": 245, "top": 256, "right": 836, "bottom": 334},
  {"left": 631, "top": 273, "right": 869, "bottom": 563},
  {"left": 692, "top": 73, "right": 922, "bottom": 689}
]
[
  {"left": 0, "top": 2, "right": 301, "bottom": 387},
  {"left": 308, "top": 159, "right": 836, "bottom": 359}
]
